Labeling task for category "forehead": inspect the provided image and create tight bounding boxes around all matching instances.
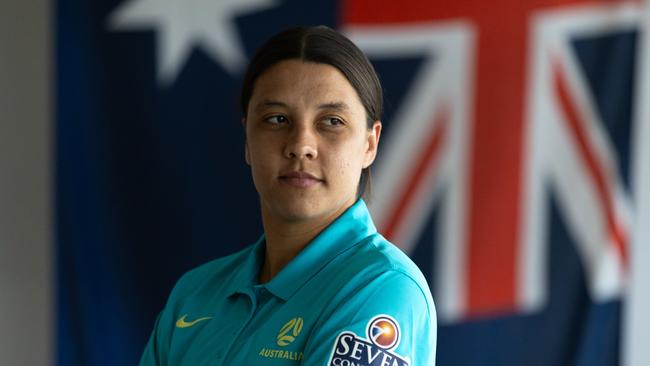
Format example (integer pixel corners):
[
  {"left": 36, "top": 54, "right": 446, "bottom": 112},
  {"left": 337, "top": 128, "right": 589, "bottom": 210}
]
[{"left": 249, "top": 60, "right": 364, "bottom": 112}]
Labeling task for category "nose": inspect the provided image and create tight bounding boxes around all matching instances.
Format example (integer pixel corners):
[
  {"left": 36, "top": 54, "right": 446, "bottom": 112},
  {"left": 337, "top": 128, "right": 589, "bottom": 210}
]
[{"left": 284, "top": 125, "right": 318, "bottom": 160}]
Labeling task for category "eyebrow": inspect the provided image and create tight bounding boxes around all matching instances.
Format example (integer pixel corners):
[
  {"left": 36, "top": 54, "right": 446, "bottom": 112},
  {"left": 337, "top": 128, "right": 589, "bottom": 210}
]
[
  {"left": 317, "top": 101, "right": 350, "bottom": 112},
  {"left": 254, "top": 99, "right": 287, "bottom": 111},
  {"left": 253, "top": 100, "right": 351, "bottom": 112}
]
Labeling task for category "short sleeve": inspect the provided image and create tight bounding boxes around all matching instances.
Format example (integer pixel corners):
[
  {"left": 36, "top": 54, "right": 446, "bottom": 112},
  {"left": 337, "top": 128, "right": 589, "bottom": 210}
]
[
  {"left": 139, "top": 270, "right": 197, "bottom": 366},
  {"left": 301, "top": 270, "right": 437, "bottom": 366},
  {"left": 139, "top": 310, "right": 171, "bottom": 366}
]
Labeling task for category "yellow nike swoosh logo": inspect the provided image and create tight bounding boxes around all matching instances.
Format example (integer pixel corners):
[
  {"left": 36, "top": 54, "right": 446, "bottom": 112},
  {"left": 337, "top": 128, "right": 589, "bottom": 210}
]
[{"left": 175, "top": 314, "right": 213, "bottom": 328}]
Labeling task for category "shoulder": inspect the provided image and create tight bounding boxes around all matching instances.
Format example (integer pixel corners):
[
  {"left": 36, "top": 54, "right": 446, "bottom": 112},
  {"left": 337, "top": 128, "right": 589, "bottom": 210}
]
[
  {"left": 339, "top": 233, "right": 433, "bottom": 312},
  {"left": 313, "top": 231, "right": 436, "bottom": 333},
  {"left": 303, "top": 235, "right": 437, "bottom": 365}
]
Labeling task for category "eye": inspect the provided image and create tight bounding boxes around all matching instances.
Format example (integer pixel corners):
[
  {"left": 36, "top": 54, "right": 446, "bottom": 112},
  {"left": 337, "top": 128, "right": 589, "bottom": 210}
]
[
  {"left": 322, "top": 117, "right": 344, "bottom": 126},
  {"left": 265, "top": 115, "right": 288, "bottom": 124}
]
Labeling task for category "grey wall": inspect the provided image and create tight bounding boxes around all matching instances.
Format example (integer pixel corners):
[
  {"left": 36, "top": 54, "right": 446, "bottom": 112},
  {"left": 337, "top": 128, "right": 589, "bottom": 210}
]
[{"left": 0, "top": 0, "right": 52, "bottom": 365}]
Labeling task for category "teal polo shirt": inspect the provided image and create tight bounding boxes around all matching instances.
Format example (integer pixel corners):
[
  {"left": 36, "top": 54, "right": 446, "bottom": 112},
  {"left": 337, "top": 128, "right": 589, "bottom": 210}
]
[{"left": 140, "top": 199, "right": 436, "bottom": 365}]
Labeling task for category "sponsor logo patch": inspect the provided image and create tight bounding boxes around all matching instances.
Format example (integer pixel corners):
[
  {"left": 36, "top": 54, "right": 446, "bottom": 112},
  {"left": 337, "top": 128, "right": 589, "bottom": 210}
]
[{"left": 328, "top": 315, "right": 410, "bottom": 366}]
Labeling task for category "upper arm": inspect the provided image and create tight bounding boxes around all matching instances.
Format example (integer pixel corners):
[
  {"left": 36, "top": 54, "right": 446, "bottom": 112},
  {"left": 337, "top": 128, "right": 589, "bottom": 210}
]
[
  {"left": 139, "top": 270, "right": 198, "bottom": 366},
  {"left": 301, "top": 270, "right": 436, "bottom": 366},
  {"left": 139, "top": 311, "right": 166, "bottom": 366}
]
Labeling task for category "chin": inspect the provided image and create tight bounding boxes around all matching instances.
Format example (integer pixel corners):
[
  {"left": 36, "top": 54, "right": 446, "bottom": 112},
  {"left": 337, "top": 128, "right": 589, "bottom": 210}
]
[
  {"left": 260, "top": 185, "right": 355, "bottom": 224},
  {"left": 273, "top": 198, "right": 324, "bottom": 222}
]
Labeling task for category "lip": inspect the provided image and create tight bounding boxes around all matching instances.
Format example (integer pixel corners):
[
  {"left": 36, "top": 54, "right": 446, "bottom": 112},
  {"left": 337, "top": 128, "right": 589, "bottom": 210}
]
[{"left": 279, "top": 171, "right": 323, "bottom": 188}]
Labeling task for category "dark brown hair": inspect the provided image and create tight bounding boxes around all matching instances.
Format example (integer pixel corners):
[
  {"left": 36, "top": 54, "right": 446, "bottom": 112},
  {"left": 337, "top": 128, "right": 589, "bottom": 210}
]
[{"left": 239, "top": 26, "right": 383, "bottom": 198}]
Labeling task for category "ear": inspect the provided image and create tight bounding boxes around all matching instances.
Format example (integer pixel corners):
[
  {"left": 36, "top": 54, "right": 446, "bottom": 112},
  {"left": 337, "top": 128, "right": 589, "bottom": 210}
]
[
  {"left": 362, "top": 121, "right": 382, "bottom": 169},
  {"left": 242, "top": 117, "right": 251, "bottom": 166},
  {"left": 245, "top": 142, "right": 251, "bottom": 166}
]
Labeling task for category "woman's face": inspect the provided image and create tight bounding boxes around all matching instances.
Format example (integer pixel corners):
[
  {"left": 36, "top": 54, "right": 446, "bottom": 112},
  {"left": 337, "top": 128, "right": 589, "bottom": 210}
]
[{"left": 244, "top": 59, "right": 381, "bottom": 224}]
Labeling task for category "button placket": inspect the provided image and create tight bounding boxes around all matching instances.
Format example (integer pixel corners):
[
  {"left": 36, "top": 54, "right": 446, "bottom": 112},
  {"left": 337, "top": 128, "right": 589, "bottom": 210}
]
[{"left": 221, "top": 289, "right": 259, "bottom": 363}]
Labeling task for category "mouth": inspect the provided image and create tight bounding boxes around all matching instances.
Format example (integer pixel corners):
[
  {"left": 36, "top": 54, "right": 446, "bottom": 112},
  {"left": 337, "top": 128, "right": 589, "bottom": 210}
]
[{"left": 279, "top": 171, "right": 324, "bottom": 188}]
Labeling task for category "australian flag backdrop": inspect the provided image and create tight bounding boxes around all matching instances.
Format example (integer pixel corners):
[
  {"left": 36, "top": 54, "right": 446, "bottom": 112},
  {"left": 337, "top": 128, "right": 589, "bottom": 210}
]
[{"left": 56, "top": 0, "right": 650, "bottom": 365}]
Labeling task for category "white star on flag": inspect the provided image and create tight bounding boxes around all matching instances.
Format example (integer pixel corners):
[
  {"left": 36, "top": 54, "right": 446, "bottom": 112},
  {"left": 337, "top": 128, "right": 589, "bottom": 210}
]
[{"left": 108, "top": 0, "right": 278, "bottom": 85}]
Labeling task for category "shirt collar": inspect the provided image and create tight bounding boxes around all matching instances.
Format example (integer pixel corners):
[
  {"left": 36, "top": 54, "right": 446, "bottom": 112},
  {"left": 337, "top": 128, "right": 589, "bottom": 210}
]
[
  {"left": 225, "top": 236, "right": 265, "bottom": 298},
  {"left": 226, "top": 199, "right": 377, "bottom": 300},
  {"left": 265, "top": 199, "right": 376, "bottom": 301}
]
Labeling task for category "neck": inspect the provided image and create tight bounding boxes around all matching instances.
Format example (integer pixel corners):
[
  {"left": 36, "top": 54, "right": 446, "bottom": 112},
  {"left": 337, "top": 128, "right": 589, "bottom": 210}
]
[{"left": 258, "top": 201, "right": 354, "bottom": 283}]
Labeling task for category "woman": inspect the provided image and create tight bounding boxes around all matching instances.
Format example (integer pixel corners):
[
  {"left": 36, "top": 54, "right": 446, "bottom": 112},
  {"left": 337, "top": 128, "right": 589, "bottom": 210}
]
[{"left": 140, "top": 25, "right": 436, "bottom": 366}]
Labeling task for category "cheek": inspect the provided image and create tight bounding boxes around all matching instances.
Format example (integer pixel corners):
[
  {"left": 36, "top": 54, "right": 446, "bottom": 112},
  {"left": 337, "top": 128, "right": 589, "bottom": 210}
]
[
  {"left": 249, "top": 149, "right": 273, "bottom": 173},
  {"left": 327, "top": 142, "right": 366, "bottom": 185},
  {"left": 246, "top": 140, "right": 275, "bottom": 178},
  {"left": 247, "top": 134, "right": 275, "bottom": 163}
]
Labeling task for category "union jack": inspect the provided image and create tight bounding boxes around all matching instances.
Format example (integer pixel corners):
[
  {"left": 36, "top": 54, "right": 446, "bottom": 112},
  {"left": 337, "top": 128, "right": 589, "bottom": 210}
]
[{"left": 343, "top": 0, "right": 643, "bottom": 323}]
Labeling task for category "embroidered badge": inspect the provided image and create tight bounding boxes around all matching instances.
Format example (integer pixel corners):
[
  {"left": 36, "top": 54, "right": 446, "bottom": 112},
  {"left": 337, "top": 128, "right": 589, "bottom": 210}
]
[{"left": 328, "top": 315, "right": 410, "bottom": 366}]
